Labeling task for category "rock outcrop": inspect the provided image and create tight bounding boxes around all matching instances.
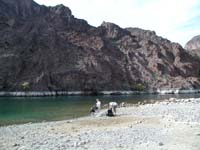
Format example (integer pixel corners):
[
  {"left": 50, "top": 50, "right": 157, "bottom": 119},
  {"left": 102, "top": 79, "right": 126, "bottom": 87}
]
[
  {"left": 185, "top": 35, "right": 200, "bottom": 50},
  {"left": 0, "top": 0, "right": 200, "bottom": 92},
  {"left": 185, "top": 35, "right": 200, "bottom": 58}
]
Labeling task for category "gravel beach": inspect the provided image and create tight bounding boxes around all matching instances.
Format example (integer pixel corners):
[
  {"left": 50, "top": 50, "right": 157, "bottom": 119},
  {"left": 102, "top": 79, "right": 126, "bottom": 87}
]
[{"left": 0, "top": 98, "right": 200, "bottom": 150}]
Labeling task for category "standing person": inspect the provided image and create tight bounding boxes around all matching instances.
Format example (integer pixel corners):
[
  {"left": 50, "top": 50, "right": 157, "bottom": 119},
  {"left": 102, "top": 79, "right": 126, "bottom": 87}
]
[{"left": 95, "top": 99, "right": 101, "bottom": 111}]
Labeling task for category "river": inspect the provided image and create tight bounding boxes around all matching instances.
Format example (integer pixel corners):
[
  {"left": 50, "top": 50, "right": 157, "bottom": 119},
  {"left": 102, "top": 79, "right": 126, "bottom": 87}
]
[{"left": 0, "top": 94, "right": 200, "bottom": 126}]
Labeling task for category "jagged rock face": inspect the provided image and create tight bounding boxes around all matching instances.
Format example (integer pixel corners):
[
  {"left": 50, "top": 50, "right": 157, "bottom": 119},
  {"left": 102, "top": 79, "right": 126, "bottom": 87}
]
[
  {"left": 0, "top": 0, "right": 200, "bottom": 92},
  {"left": 185, "top": 35, "right": 200, "bottom": 58},
  {"left": 0, "top": 0, "right": 41, "bottom": 17},
  {"left": 185, "top": 35, "right": 200, "bottom": 50}
]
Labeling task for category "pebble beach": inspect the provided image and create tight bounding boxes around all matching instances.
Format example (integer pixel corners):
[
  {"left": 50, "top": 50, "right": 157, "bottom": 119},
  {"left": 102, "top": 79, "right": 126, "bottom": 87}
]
[{"left": 0, "top": 98, "right": 200, "bottom": 150}]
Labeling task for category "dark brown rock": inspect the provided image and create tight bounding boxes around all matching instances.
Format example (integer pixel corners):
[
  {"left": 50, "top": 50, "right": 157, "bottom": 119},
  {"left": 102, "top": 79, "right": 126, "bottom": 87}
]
[{"left": 0, "top": 0, "right": 200, "bottom": 92}]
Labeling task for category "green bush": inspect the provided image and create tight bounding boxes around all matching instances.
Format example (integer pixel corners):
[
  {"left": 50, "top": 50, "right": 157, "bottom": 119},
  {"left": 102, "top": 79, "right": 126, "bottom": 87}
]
[
  {"left": 131, "top": 83, "right": 145, "bottom": 91},
  {"left": 21, "top": 82, "right": 30, "bottom": 90}
]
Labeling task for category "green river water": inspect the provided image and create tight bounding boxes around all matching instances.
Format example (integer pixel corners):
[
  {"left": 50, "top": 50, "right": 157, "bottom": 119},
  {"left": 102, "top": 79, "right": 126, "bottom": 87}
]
[{"left": 0, "top": 94, "right": 200, "bottom": 126}]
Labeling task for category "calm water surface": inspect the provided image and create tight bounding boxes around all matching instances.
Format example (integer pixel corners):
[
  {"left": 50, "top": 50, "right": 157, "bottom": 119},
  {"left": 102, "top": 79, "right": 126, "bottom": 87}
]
[{"left": 0, "top": 94, "right": 200, "bottom": 126}]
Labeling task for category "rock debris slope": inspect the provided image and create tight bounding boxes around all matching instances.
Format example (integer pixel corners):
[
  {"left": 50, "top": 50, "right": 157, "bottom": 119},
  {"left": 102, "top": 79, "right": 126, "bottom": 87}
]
[{"left": 0, "top": 0, "right": 200, "bottom": 92}]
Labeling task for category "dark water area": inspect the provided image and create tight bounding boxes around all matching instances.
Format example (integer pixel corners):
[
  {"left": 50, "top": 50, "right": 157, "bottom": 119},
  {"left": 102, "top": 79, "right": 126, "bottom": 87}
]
[{"left": 0, "top": 94, "right": 200, "bottom": 126}]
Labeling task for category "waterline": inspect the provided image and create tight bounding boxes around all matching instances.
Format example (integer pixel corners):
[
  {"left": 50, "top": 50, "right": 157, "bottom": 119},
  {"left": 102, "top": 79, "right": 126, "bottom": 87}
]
[{"left": 1, "top": 89, "right": 200, "bottom": 97}]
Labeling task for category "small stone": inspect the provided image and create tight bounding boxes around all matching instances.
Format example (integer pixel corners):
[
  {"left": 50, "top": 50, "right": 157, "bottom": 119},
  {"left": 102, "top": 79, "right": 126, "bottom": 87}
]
[
  {"left": 65, "top": 139, "right": 70, "bottom": 142},
  {"left": 21, "top": 136, "right": 24, "bottom": 139},
  {"left": 67, "top": 120, "right": 73, "bottom": 123},
  {"left": 138, "top": 120, "right": 142, "bottom": 124},
  {"left": 86, "top": 140, "right": 90, "bottom": 143},
  {"left": 135, "top": 120, "right": 142, "bottom": 124},
  {"left": 82, "top": 141, "right": 87, "bottom": 145},
  {"left": 73, "top": 142, "right": 77, "bottom": 147},
  {"left": 117, "top": 144, "right": 123, "bottom": 148},
  {"left": 13, "top": 143, "right": 20, "bottom": 147},
  {"left": 196, "top": 133, "right": 200, "bottom": 136},
  {"left": 159, "top": 142, "right": 164, "bottom": 146}
]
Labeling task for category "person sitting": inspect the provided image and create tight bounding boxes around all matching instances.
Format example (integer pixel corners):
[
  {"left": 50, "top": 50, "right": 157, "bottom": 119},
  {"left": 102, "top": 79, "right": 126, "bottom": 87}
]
[{"left": 90, "top": 105, "right": 97, "bottom": 114}]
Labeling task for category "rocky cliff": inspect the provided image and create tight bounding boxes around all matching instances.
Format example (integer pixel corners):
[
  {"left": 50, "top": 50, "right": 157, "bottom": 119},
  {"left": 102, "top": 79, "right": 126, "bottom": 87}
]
[
  {"left": 185, "top": 35, "right": 200, "bottom": 58},
  {"left": 185, "top": 35, "right": 200, "bottom": 50},
  {"left": 0, "top": 0, "right": 200, "bottom": 92}
]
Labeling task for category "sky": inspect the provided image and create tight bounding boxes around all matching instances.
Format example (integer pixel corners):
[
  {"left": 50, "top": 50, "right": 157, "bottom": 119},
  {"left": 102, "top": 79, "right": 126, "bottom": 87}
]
[{"left": 34, "top": 0, "right": 200, "bottom": 47}]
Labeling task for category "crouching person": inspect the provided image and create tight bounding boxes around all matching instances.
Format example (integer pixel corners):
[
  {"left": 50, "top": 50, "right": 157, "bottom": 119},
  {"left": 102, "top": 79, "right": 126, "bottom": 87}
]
[{"left": 107, "top": 102, "right": 118, "bottom": 117}]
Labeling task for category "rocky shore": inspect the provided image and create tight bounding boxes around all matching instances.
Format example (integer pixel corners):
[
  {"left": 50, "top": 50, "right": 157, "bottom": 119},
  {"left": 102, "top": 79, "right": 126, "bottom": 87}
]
[
  {"left": 1, "top": 89, "right": 200, "bottom": 97},
  {"left": 0, "top": 98, "right": 200, "bottom": 150}
]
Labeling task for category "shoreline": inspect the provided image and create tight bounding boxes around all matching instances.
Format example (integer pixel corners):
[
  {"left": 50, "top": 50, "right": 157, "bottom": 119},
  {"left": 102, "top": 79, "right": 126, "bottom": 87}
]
[
  {"left": 0, "top": 88, "right": 200, "bottom": 97},
  {"left": 0, "top": 97, "right": 200, "bottom": 150}
]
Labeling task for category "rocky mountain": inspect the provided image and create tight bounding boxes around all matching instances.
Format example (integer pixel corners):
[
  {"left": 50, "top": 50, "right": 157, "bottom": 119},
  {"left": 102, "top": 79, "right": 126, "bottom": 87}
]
[
  {"left": 185, "top": 35, "right": 200, "bottom": 58},
  {"left": 0, "top": 0, "right": 200, "bottom": 92},
  {"left": 185, "top": 35, "right": 200, "bottom": 50}
]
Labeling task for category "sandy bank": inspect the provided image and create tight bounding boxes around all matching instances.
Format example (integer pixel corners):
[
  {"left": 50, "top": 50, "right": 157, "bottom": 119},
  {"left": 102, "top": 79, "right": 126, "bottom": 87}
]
[{"left": 0, "top": 98, "right": 200, "bottom": 150}]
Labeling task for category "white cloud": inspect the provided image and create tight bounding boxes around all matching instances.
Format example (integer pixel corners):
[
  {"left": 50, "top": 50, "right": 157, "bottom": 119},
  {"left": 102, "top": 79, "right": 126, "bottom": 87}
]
[{"left": 34, "top": 0, "right": 199, "bottom": 46}]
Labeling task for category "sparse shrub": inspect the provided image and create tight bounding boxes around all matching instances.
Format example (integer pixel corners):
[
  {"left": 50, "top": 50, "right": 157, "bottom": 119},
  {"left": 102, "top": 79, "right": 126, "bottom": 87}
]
[
  {"left": 21, "top": 82, "right": 30, "bottom": 90},
  {"left": 131, "top": 83, "right": 145, "bottom": 91}
]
